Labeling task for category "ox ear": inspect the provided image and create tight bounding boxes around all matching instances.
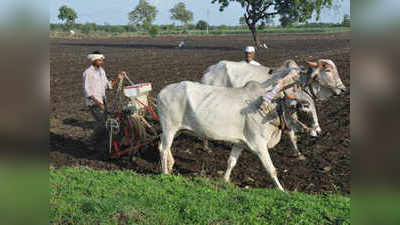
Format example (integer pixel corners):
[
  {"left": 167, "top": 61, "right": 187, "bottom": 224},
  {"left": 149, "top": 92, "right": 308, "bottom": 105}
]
[{"left": 306, "top": 61, "right": 318, "bottom": 67}]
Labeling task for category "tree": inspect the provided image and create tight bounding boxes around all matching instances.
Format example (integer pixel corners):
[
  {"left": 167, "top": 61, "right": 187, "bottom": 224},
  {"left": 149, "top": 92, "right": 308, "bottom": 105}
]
[
  {"left": 218, "top": 24, "right": 228, "bottom": 30},
  {"left": 148, "top": 25, "right": 159, "bottom": 37},
  {"left": 258, "top": 21, "right": 266, "bottom": 30},
  {"left": 212, "top": 0, "right": 335, "bottom": 46},
  {"left": 196, "top": 20, "right": 209, "bottom": 30},
  {"left": 170, "top": 2, "right": 194, "bottom": 30},
  {"left": 239, "top": 16, "right": 247, "bottom": 27},
  {"left": 342, "top": 14, "right": 351, "bottom": 27},
  {"left": 128, "top": 0, "right": 158, "bottom": 31},
  {"left": 280, "top": 16, "right": 296, "bottom": 28},
  {"left": 58, "top": 5, "right": 78, "bottom": 31},
  {"left": 81, "top": 23, "right": 97, "bottom": 34}
]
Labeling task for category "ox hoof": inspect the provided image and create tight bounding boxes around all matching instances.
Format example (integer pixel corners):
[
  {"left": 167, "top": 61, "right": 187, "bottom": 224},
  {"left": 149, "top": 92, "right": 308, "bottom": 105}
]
[
  {"left": 203, "top": 148, "right": 212, "bottom": 153},
  {"left": 202, "top": 144, "right": 213, "bottom": 153},
  {"left": 310, "top": 130, "right": 318, "bottom": 137}
]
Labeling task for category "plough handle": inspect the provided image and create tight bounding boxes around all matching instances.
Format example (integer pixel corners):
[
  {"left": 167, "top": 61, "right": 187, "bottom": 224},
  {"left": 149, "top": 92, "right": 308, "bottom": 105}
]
[{"left": 124, "top": 73, "right": 135, "bottom": 85}]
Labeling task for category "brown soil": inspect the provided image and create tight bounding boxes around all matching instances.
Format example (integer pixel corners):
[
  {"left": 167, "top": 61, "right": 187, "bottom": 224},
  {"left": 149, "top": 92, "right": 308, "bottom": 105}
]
[{"left": 50, "top": 32, "right": 350, "bottom": 194}]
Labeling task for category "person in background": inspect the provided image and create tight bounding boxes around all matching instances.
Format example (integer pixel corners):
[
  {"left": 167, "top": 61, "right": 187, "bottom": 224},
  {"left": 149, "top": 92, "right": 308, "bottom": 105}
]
[
  {"left": 241, "top": 46, "right": 261, "bottom": 66},
  {"left": 83, "top": 50, "right": 125, "bottom": 148}
]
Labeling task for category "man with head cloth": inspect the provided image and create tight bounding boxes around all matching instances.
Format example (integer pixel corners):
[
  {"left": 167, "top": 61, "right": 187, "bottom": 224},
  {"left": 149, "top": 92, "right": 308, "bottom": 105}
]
[
  {"left": 83, "top": 51, "right": 125, "bottom": 148},
  {"left": 241, "top": 46, "right": 261, "bottom": 66}
]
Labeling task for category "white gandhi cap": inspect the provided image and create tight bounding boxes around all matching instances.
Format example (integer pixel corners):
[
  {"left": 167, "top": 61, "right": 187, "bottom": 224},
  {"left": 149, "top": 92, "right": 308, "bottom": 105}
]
[{"left": 245, "top": 46, "right": 256, "bottom": 53}]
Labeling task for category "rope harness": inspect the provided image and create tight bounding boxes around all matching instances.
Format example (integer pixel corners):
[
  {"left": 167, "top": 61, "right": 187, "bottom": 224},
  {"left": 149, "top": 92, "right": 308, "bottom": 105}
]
[{"left": 258, "top": 68, "right": 319, "bottom": 132}]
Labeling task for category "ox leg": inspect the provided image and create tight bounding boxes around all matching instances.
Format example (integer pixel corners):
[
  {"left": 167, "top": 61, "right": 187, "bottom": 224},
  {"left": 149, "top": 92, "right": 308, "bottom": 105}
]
[
  {"left": 223, "top": 145, "right": 243, "bottom": 182},
  {"left": 310, "top": 108, "right": 322, "bottom": 136},
  {"left": 257, "top": 149, "right": 284, "bottom": 191},
  {"left": 286, "top": 129, "right": 306, "bottom": 160},
  {"left": 304, "top": 103, "right": 321, "bottom": 137},
  {"left": 299, "top": 94, "right": 321, "bottom": 136},
  {"left": 159, "top": 129, "right": 176, "bottom": 174},
  {"left": 203, "top": 139, "right": 212, "bottom": 153},
  {"left": 167, "top": 147, "right": 174, "bottom": 173}
]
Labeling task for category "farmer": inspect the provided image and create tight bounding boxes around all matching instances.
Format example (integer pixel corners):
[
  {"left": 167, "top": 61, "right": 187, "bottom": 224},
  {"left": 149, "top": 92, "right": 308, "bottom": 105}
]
[
  {"left": 83, "top": 51, "right": 125, "bottom": 147},
  {"left": 242, "top": 46, "right": 261, "bottom": 66}
]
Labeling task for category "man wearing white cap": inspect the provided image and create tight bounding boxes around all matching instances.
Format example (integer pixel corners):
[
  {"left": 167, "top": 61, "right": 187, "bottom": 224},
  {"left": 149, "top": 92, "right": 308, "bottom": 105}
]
[
  {"left": 83, "top": 50, "right": 125, "bottom": 147},
  {"left": 241, "top": 46, "right": 261, "bottom": 66}
]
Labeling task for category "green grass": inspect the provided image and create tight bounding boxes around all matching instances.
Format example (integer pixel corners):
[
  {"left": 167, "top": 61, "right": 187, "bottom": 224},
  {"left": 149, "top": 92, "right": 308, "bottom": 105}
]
[
  {"left": 0, "top": 165, "right": 48, "bottom": 225},
  {"left": 50, "top": 27, "right": 350, "bottom": 39},
  {"left": 50, "top": 167, "right": 350, "bottom": 225}
]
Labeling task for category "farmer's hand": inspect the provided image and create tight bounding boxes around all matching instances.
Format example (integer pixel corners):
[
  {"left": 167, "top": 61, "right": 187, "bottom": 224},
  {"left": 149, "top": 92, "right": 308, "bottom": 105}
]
[{"left": 117, "top": 71, "right": 126, "bottom": 80}]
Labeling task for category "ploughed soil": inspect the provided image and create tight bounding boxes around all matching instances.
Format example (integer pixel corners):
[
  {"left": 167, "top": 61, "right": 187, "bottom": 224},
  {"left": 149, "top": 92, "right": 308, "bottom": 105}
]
[{"left": 50, "top": 32, "right": 350, "bottom": 194}]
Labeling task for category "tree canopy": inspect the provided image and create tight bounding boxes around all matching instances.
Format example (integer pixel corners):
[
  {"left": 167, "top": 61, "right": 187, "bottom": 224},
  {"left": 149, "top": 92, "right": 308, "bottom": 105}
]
[
  {"left": 58, "top": 5, "right": 78, "bottom": 31},
  {"left": 239, "top": 16, "right": 247, "bottom": 27},
  {"left": 128, "top": 0, "right": 158, "bottom": 30},
  {"left": 212, "top": 0, "right": 335, "bottom": 45},
  {"left": 342, "top": 14, "right": 351, "bottom": 27},
  {"left": 196, "top": 20, "right": 209, "bottom": 30},
  {"left": 170, "top": 2, "right": 194, "bottom": 27}
]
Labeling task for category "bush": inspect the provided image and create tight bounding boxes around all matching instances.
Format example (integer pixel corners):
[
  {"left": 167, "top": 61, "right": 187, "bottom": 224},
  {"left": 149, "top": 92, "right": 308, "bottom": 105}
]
[
  {"left": 81, "top": 23, "right": 97, "bottom": 34},
  {"left": 218, "top": 25, "right": 228, "bottom": 30},
  {"left": 166, "top": 24, "right": 176, "bottom": 30},
  {"left": 187, "top": 23, "right": 196, "bottom": 30},
  {"left": 296, "top": 22, "right": 337, "bottom": 28},
  {"left": 110, "top": 26, "right": 125, "bottom": 33},
  {"left": 148, "top": 25, "right": 159, "bottom": 37},
  {"left": 196, "top": 20, "right": 208, "bottom": 30},
  {"left": 159, "top": 25, "right": 168, "bottom": 30},
  {"left": 124, "top": 25, "right": 137, "bottom": 32},
  {"left": 342, "top": 14, "right": 351, "bottom": 27},
  {"left": 50, "top": 23, "right": 63, "bottom": 31},
  {"left": 102, "top": 24, "right": 112, "bottom": 32}
]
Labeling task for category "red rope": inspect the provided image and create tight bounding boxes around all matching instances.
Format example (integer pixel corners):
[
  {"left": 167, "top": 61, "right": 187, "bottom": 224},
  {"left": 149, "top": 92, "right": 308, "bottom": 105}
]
[{"left": 135, "top": 97, "right": 160, "bottom": 121}]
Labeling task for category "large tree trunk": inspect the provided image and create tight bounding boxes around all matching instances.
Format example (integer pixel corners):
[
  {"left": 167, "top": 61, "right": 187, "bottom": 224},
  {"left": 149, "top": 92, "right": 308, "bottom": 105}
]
[{"left": 249, "top": 23, "right": 259, "bottom": 47}]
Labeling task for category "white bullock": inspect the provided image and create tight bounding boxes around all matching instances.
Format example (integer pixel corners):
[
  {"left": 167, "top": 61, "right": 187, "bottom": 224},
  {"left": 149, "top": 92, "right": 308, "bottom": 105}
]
[
  {"left": 201, "top": 59, "right": 346, "bottom": 158},
  {"left": 157, "top": 64, "right": 346, "bottom": 191},
  {"left": 158, "top": 81, "right": 285, "bottom": 190},
  {"left": 201, "top": 59, "right": 322, "bottom": 134}
]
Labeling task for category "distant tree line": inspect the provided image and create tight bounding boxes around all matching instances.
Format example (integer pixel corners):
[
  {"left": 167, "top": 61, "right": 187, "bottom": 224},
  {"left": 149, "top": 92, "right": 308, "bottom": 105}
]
[
  {"left": 53, "top": 2, "right": 349, "bottom": 37},
  {"left": 50, "top": 20, "right": 347, "bottom": 33},
  {"left": 50, "top": 23, "right": 138, "bottom": 34}
]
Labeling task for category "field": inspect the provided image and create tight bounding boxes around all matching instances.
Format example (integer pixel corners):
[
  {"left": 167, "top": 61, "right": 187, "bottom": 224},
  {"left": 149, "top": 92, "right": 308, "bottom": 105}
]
[{"left": 50, "top": 32, "right": 350, "bottom": 195}]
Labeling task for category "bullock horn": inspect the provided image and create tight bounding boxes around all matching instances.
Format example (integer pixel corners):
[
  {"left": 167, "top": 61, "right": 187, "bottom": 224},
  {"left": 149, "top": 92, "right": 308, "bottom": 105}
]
[{"left": 306, "top": 61, "right": 318, "bottom": 67}]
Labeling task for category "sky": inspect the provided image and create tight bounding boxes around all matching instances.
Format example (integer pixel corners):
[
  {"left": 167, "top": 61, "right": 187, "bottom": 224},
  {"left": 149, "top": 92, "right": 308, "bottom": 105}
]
[{"left": 49, "top": 0, "right": 350, "bottom": 26}]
